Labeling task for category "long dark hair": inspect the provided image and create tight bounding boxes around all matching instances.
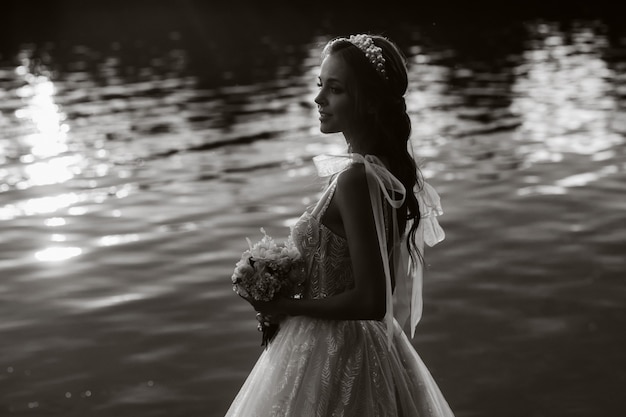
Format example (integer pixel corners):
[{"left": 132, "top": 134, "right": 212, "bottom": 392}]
[{"left": 322, "top": 35, "right": 424, "bottom": 265}]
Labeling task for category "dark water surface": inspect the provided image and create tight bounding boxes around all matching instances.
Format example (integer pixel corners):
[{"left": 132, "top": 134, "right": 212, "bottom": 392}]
[{"left": 1, "top": 3, "right": 625, "bottom": 416}]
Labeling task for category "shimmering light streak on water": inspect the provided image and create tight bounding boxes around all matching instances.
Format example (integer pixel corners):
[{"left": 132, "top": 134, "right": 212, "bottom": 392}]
[
  {"left": 0, "top": 192, "right": 82, "bottom": 218},
  {"left": 34, "top": 246, "right": 82, "bottom": 262},
  {"left": 50, "top": 233, "right": 66, "bottom": 242},
  {"left": 22, "top": 155, "right": 80, "bottom": 186},
  {"left": 14, "top": 53, "right": 70, "bottom": 159},
  {"left": 98, "top": 233, "right": 141, "bottom": 247},
  {"left": 554, "top": 165, "right": 619, "bottom": 187},
  {"left": 44, "top": 217, "right": 66, "bottom": 226},
  {"left": 64, "top": 293, "right": 146, "bottom": 310}
]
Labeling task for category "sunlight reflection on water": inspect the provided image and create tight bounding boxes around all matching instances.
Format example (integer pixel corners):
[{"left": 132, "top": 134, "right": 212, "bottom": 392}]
[
  {"left": 0, "top": 193, "right": 82, "bottom": 218},
  {"left": 34, "top": 246, "right": 82, "bottom": 262},
  {"left": 14, "top": 56, "right": 69, "bottom": 159}
]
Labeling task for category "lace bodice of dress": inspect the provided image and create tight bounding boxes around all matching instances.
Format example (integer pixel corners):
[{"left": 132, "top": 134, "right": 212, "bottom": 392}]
[{"left": 290, "top": 181, "right": 354, "bottom": 299}]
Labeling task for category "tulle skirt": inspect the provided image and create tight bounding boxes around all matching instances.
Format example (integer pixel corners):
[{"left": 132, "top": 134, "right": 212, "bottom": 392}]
[{"left": 225, "top": 316, "right": 454, "bottom": 417}]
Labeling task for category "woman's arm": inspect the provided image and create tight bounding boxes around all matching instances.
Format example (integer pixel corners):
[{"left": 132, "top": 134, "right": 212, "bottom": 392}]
[{"left": 251, "top": 164, "right": 388, "bottom": 321}]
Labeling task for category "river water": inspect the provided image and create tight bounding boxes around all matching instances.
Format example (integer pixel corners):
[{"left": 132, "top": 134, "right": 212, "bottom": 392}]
[{"left": 1, "top": 4, "right": 625, "bottom": 417}]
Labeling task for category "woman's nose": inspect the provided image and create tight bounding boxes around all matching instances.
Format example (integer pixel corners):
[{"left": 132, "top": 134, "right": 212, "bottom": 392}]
[{"left": 314, "top": 91, "right": 326, "bottom": 107}]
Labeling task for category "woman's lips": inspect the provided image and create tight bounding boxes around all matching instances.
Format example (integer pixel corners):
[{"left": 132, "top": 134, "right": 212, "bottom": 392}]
[{"left": 319, "top": 112, "right": 331, "bottom": 121}]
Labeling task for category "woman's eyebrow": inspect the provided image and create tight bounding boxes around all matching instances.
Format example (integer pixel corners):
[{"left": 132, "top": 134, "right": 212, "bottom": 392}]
[{"left": 318, "top": 77, "right": 343, "bottom": 85}]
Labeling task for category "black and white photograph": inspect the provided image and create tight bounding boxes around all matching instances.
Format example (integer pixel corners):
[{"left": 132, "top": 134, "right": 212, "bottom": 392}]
[{"left": 1, "top": 1, "right": 625, "bottom": 416}]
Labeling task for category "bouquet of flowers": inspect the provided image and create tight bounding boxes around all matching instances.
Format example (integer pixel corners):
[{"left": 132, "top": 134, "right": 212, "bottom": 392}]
[{"left": 231, "top": 228, "right": 305, "bottom": 346}]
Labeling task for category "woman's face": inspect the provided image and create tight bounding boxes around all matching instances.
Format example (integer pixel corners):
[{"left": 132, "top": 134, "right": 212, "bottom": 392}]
[{"left": 314, "top": 53, "right": 356, "bottom": 139}]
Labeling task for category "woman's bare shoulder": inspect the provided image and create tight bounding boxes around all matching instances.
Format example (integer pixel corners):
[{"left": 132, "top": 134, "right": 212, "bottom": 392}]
[{"left": 335, "top": 163, "right": 372, "bottom": 208}]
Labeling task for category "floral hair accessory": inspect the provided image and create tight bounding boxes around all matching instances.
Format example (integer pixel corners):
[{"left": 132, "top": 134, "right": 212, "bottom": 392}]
[{"left": 347, "top": 34, "right": 387, "bottom": 79}]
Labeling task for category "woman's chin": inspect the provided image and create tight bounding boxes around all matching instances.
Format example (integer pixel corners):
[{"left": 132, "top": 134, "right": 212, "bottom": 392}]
[{"left": 319, "top": 124, "right": 337, "bottom": 134}]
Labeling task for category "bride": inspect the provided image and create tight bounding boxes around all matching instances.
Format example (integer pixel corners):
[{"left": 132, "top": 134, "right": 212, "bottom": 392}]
[{"left": 225, "top": 34, "right": 455, "bottom": 417}]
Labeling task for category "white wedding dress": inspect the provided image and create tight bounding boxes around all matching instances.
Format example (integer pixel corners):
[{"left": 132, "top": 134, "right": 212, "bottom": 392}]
[{"left": 225, "top": 154, "right": 454, "bottom": 417}]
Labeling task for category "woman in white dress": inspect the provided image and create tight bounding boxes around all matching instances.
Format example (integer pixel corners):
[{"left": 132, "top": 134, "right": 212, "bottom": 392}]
[{"left": 226, "top": 34, "right": 455, "bottom": 417}]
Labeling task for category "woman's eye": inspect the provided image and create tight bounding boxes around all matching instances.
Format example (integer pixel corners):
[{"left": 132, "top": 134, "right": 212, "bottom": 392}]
[{"left": 316, "top": 82, "right": 342, "bottom": 94}]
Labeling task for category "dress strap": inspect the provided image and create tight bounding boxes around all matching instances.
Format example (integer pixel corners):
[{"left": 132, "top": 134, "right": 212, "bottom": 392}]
[{"left": 311, "top": 179, "right": 338, "bottom": 220}]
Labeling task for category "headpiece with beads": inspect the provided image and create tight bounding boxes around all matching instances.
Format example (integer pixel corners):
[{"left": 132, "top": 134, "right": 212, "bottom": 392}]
[{"left": 329, "top": 34, "right": 387, "bottom": 79}]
